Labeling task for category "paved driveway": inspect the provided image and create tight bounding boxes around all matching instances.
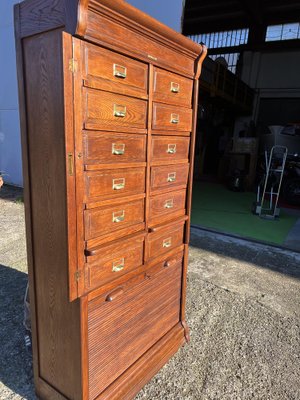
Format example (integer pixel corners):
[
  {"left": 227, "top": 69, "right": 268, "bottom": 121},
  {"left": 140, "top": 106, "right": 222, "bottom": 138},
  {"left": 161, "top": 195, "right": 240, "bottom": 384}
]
[{"left": 1, "top": 186, "right": 300, "bottom": 400}]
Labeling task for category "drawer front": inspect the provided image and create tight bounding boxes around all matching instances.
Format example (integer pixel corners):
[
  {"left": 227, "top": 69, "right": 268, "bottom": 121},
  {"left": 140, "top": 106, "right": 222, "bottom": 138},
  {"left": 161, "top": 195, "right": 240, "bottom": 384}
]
[
  {"left": 153, "top": 67, "right": 193, "bottom": 107},
  {"left": 85, "top": 167, "right": 146, "bottom": 202},
  {"left": 88, "top": 254, "right": 183, "bottom": 399},
  {"left": 83, "top": 132, "right": 147, "bottom": 166},
  {"left": 86, "top": 11, "right": 195, "bottom": 77},
  {"left": 150, "top": 164, "right": 189, "bottom": 191},
  {"left": 85, "top": 236, "right": 144, "bottom": 291},
  {"left": 152, "top": 102, "right": 192, "bottom": 132},
  {"left": 84, "top": 199, "right": 145, "bottom": 240},
  {"left": 83, "top": 42, "right": 148, "bottom": 98},
  {"left": 151, "top": 136, "right": 190, "bottom": 163},
  {"left": 84, "top": 88, "right": 147, "bottom": 132},
  {"left": 146, "top": 223, "right": 185, "bottom": 259},
  {"left": 149, "top": 190, "right": 186, "bottom": 224}
]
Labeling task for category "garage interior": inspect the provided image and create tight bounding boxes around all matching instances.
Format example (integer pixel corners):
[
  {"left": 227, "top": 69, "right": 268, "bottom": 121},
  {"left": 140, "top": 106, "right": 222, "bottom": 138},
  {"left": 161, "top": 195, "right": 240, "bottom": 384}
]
[{"left": 182, "top": 0, "right": 300, "bottom": 251}]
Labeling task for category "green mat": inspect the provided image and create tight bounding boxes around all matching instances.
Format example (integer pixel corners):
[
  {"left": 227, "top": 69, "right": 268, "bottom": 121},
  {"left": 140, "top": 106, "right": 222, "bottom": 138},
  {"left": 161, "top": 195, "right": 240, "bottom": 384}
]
[{"left": 191, "top": 182, "right": 297, "bottom": 245}]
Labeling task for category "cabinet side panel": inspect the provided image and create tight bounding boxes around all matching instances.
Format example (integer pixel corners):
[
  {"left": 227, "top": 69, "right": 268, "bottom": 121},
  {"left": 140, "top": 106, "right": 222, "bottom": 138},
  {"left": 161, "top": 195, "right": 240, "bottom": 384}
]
[{"left": 22, "top": 29, "right": 82, "bottom": 399}]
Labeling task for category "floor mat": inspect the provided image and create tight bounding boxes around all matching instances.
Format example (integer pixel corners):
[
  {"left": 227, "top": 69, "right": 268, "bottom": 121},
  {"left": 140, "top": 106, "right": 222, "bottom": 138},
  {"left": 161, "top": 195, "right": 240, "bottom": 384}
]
[{"left": 191, "top": 182, "right": 298, "bottom": 245}]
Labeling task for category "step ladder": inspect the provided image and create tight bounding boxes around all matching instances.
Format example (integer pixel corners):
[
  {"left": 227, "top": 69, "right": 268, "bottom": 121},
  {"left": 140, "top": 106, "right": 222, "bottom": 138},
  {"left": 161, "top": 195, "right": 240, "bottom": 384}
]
[{"left": 255, "top": 145, "right": 288, "bottom": 219}]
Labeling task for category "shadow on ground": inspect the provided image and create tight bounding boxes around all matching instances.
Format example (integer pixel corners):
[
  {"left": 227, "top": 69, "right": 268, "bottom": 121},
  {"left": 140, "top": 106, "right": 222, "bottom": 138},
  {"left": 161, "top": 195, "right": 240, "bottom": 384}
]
[
  {"left": 0, "top": 264, "right": 34, "bottom": 399},
  {"left": 191, "top": 226, "right": 300, "bottom": 281}
]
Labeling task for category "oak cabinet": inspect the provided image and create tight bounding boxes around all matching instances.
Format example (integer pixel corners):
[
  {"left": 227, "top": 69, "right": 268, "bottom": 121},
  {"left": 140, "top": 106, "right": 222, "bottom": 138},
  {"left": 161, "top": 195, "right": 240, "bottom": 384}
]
[{"left": 15, "top": 1, "right": 206, "bottom": 399}]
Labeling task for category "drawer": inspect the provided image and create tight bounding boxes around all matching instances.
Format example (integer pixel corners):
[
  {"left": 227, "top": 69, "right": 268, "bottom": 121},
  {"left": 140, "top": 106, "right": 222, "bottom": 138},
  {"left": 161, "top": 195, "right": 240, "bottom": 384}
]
[
  {"left": 85, "top": 167, "right": 146, "bottom": 202},
  {"left": 83, "top": 132, "right": 147, "bottom": 166},
  {"left": 149, "top": 190, "right": 186, "bottom": 225},
  {"left": 83, "top": 42, "right": 148, "bottom": 98},
  {"left": 87, "top": 253, "right": 183, "bottom": 398},
  {"left": 85, "top": 235, "right": 144, "bottom": 291},
  {"left": 146, "top": 220, "right": 185, "bottom": 260},
  {"left": 84, "top": 199, "right": 145, "bottom": 240},
  {"left": 150, "top": 164, "right": 189, "bottom": 192},
  {"left": 84, "top": 88, "right": 147, "bottom": 132},
  {"left": 152, "top": 102, "right": 192, "bottom": 132},
  {"left": 153, "top": 67, "right": 193, "bottom": 107},
  {"left": 151, "top": 136, "right": 190, "bottom": 163},
  {"left": 86, "top": 10, "right": 195, "bottom": 77}
]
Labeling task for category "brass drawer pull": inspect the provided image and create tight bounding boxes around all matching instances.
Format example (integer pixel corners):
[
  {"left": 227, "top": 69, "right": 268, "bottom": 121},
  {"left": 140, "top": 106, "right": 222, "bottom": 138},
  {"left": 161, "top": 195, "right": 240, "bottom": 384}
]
[
  {"left": 112, "top": 143, "right": 125, "bottom": 155},
  {"left": 112, "top": 178, "right": 125, "bottom": 190},
  {"left": 170, "top": 113, "right": 179, "bottom": 124},
  {"left": 163, "top": 238, "right": 172, "bottom": 248},
  {"left": 113, "top": 210, "right": 125, "bottom": 223},
  {"left": 114, "top": 104, "right": 127, "bottom": 118},
  {"left": 112, "top": 258, "right": 125, "bottom": 272},
  {"left": 171, "top": 82, "right": 180, "bottom": 93},
  {"left": 113, "top": 64, "right": 127, "bottom": 79},
  {"left": 164, "top": 199, "right": 174, "bottom": 209},
  {"left": 167, "top": 172, "right": 176, "bottom": 183},
  {"left": 167, "top": 144, "right": 177, "bottom": 154}
]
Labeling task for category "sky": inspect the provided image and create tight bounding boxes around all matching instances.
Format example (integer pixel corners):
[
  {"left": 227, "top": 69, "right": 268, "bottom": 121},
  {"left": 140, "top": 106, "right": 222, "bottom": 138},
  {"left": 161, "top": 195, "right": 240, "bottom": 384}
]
[{"left": 125, "top": 0, "right": 183, "bottom": 32}]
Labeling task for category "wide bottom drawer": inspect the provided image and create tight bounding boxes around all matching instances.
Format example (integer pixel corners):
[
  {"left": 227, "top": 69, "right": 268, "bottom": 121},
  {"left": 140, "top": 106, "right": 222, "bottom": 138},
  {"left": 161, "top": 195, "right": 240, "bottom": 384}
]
[{"left": 87, "top": 253, "right": 183, "bottom": 399}]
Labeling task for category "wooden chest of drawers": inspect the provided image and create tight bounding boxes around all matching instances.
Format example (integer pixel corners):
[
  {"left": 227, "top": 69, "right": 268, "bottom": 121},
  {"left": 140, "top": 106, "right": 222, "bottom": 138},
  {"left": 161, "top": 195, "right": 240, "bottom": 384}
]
[{"left": 15, "top": 1, "right": 206, "bottom": 399}]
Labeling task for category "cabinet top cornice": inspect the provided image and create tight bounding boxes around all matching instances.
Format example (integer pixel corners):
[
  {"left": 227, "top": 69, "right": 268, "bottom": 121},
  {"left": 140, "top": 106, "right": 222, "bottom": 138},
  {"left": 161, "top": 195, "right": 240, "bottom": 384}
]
[{"left": 16, "top": 0, "right": 204, "bottom": 59}]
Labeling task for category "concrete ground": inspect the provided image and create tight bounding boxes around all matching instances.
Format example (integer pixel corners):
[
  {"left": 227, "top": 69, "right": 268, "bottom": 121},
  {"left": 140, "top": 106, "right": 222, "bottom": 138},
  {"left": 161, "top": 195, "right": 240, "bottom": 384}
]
[{"left": 1, "top": 185, "right": 300, "bottom": 400}]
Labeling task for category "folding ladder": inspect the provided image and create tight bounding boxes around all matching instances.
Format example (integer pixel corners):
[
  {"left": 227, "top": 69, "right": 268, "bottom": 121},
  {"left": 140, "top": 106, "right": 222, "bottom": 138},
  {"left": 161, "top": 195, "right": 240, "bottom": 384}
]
[{"left": 255, "top": 145, "right": 288, "bottom": 219}]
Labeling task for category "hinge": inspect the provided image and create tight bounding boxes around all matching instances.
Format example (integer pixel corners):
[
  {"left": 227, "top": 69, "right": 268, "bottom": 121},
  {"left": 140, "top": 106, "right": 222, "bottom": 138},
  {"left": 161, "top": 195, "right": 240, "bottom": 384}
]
[
  {"left": 75, "top": 271, "right": 81, "bottom": 281},
  {"left": 69, "top": 58, "right": 78, "bottom": 73}
]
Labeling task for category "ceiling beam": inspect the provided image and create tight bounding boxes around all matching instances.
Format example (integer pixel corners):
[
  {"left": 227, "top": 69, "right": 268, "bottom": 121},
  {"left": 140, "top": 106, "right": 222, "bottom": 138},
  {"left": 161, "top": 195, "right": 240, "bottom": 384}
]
[{"left": 238, "top": 0, "right": 263, "bottom": 24}]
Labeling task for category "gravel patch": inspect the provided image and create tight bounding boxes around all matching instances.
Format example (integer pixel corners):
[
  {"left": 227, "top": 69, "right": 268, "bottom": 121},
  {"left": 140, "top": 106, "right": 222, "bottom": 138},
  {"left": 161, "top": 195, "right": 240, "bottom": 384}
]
[{"left": 1, "top": 186, "right": 299, "bottom": 400}]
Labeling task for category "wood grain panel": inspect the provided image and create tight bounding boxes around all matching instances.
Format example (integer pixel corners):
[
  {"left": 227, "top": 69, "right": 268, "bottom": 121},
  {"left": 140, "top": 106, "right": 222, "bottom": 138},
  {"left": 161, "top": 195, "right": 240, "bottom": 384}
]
[
  {"left": 85, "top": 235, "right": 145, "bottom": 291},
  {"left": 96, "top": 323, "right": 185, "bottom": 400},
  {"left": 84, "top": 198, "right": 144, "bottom": 240},
  {"left": 149, "top": 190, "right": 186, "bottom": 226},
  {"left": 22, "top": 30, "right": 82, "bottom": 399},
  {"left": 150, "top": 164, "right": 189, "bottom": 192},
  {"left": 88, "top": 258, "right": 182, "bottom": 399},
  {"left": 84, "top": 167, "right": 146, "bottom": 202},
  {"left": 151, "top": 136, "right": 190, "bottom": 163},
  {"left": 152, "top": 102, "right": 193, "bottom": 132},
  {"left": 83, "top": 132, "right": 146, "bottom": 166},
  {"left": 83, "top": 41, "right": 148, "bottom": 98},
  {"left": 84, "top": 88, "right": 147, "bottom": 132},
  {"left": 153, "top": 67, "right": 193, "bottom": 107},
  {"left": 85, "top": 10, "right": 195, "bottom": 77}
]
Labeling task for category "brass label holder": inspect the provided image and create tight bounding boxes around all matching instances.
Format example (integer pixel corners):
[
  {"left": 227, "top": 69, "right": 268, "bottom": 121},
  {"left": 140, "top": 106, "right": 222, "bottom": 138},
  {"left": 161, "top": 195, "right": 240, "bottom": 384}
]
[
  {"left": 112, "top": 143, "right": 125, "bottom": 155},
  {"left": 112, "top": 258, "right": 125, "bottom": 272},
  {"left": 113, "top": 64, "right": 127, "bottom": 79},
  {"left": 167, "top": 172, "right": 176, "bottom": 183},
  {"left": 112, "top": 178, "right": 125, "bottom": 190}
]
